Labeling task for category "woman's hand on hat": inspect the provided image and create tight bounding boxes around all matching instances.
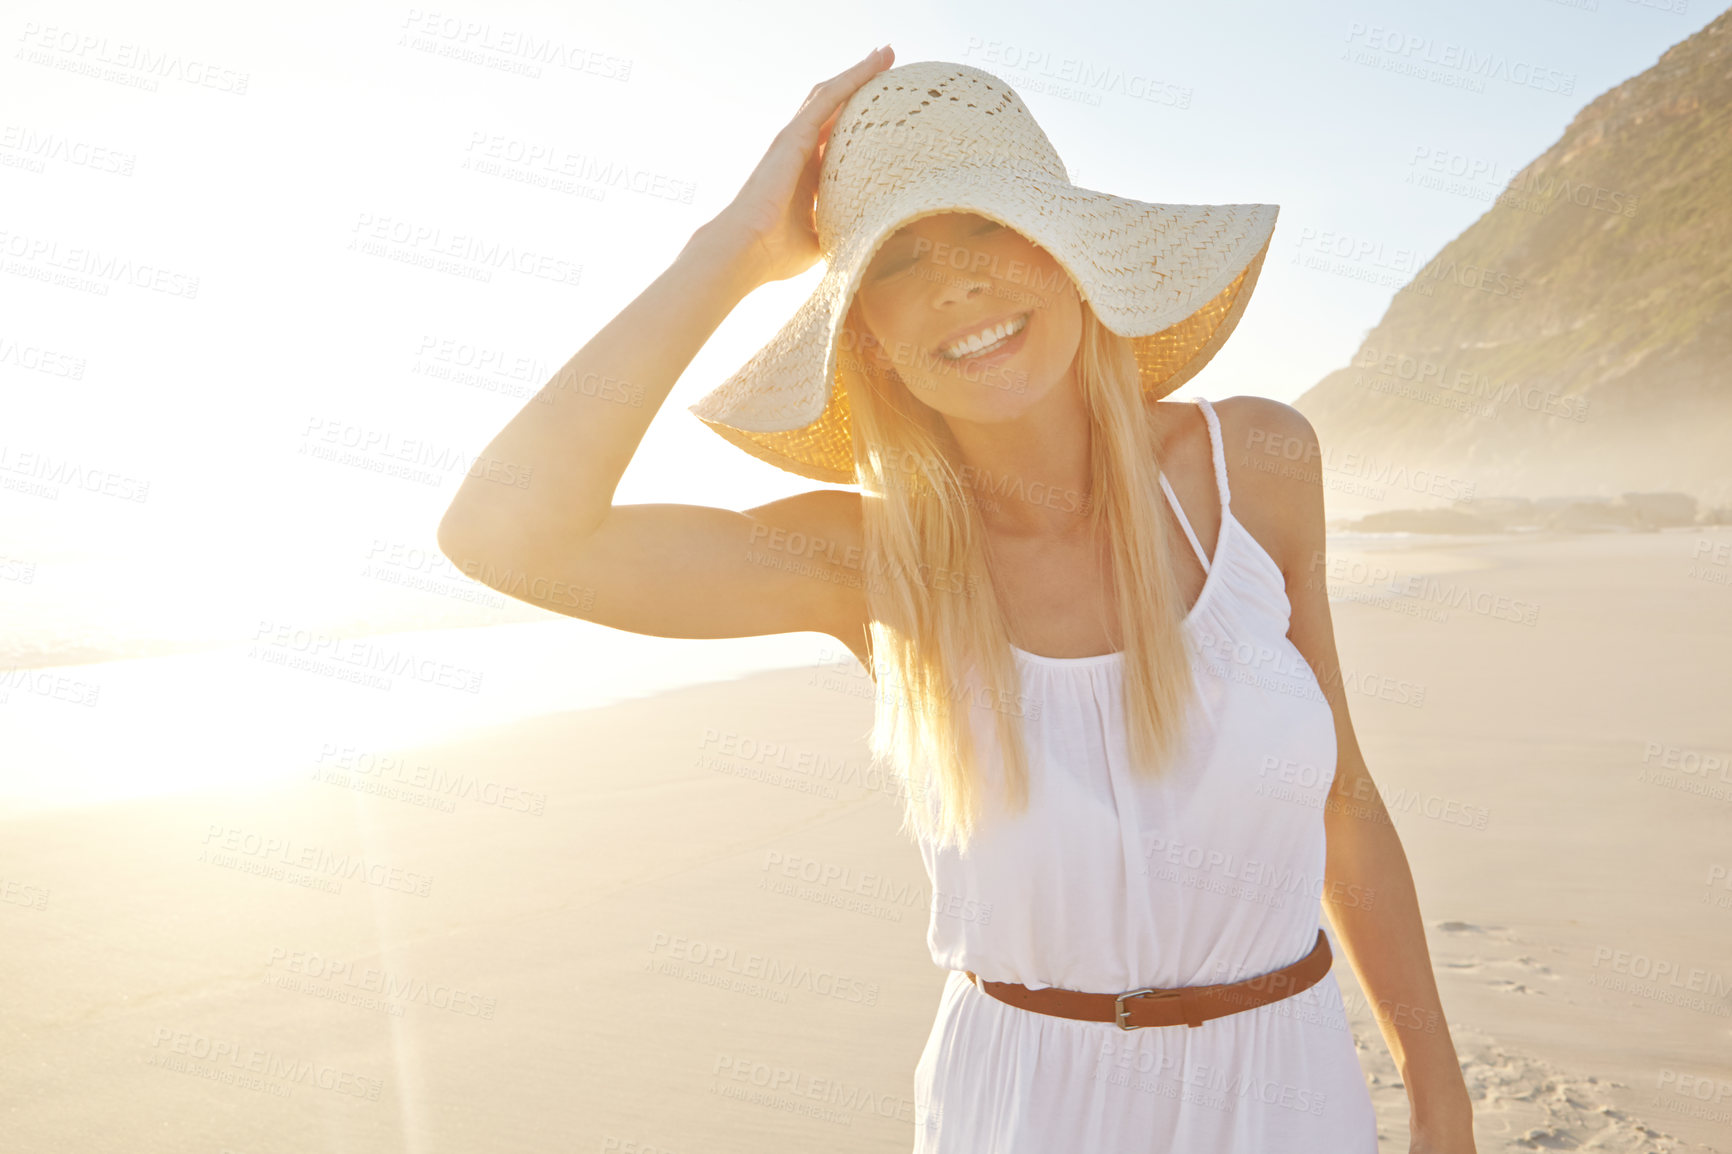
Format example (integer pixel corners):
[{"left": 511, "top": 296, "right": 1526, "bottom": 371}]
[{"left": 708, "top": 45, "right": 894, "bottom": 288}]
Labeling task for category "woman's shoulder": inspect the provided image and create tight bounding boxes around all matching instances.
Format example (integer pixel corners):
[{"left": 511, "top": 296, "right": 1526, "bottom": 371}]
[
  {"left": 1147, "top": 393, "right": 1312, "bottom": 448},
  {"left": 1208, "top": 395, "right": 1324, "bottom": 580}
]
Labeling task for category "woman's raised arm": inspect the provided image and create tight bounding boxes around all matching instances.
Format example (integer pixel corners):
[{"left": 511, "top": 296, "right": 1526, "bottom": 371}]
[{"left": 435, "top": 47, "right": 892, "bottom": 663}]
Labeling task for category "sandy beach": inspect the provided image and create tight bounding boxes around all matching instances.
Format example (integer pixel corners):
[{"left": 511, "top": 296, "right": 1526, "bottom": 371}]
[{"left": 3, "top": 525, "right": 1729, "bottom": 1153}]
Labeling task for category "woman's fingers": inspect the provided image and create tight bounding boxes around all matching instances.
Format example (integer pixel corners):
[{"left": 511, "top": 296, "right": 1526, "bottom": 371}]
[
  {"left": 801, "top": 46, "right": 891, "bottom": 122},
  {"left": 819, "top": 46, "right": 887, "bottom": 92},
  {"left": 715, "top": 48, "right": 893, "bottom": 284}
]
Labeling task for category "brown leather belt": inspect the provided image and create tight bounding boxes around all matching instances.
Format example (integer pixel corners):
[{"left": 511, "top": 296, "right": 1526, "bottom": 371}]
[{"left": 963, "top": 928, "right": 1332, "bottom": 1030}]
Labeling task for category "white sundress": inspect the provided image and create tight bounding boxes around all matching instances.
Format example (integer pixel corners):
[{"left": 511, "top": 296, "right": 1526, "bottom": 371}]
[{"left": 908, "top": 396, "right": 1379, "bottom": 1152}]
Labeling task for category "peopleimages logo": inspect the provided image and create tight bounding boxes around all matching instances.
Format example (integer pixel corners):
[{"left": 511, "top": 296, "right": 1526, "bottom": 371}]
[
  {"left": 265, "top": 947, "right": 498, "bottom": 1018},
  {"left": 201, "top": 824, "right": 435, "bottom": 897},
  {"left": 1352, "top": 345, "right": 1589, "bottom": 423},
  {"left": 959, "top": 37, "right": 1194, "bottom": 108},
  {"left": 1588, "top": 946, "right": 1730, "bottom": 1014},
  {"left": 146, "top": 1028, "right": 382, "bottom": 1100},
  {"left": 1406, "top": 145, "right": 1641, "bottom": 219},
  {"left": 1343, "top": 22, "right": 1577, "bottom": 96},
  {"left": 647, "top": 932, "right": 880, "bottom": 1006},
  {"left": 249, "top": 619, "right": 485, "bottom": 694}
]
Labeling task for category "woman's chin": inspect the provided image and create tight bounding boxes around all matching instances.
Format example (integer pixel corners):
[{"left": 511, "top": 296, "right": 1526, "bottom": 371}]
[
  {"left": 930, "top": 384, "right": 1056, "bottom": 424},
  {"left": 920, "top": 364, "right": 1053, "bottom": 412}
]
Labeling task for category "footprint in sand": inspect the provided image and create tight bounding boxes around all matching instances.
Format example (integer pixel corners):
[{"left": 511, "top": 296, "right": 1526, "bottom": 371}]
[
  {"left": 1347, "top": 1019, "right": 1710, "bottom": 1152},
  {"left": 1432, "top": 921, "right": 1562, "bottom": 994},
  {"left": 1344, "top": 928, "right": 1718, "bottom": 1150}
]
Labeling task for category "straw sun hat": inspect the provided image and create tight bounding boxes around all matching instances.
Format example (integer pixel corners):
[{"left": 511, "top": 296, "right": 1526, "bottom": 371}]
[{"left": 686, "top": 60, "right": 1279, "bottom": 484}]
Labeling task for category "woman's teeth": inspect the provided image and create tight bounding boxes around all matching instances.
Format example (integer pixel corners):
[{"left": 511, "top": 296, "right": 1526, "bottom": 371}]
[{"left": 941, "top": 313, "right": 1027, "bottom": 360}]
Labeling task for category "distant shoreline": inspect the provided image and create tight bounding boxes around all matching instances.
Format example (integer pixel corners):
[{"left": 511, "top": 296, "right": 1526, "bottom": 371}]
[{"left": 1330, "top": 492, "right": 1730, "bottom": 535}]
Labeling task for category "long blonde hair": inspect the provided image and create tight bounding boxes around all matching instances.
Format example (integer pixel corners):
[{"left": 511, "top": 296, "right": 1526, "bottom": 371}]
[{"left": 838, "top": 293, "right": 1202, "bottom": 854}]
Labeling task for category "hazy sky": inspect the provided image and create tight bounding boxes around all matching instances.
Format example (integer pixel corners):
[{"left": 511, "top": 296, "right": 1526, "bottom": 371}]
[{"left": 3, "top": 0, "right": 1719, "bottom": 632}]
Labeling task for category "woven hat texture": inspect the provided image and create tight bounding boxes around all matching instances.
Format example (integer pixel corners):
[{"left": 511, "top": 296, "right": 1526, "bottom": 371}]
[{"left": 687, "top": 60, "right": 1278, "bottom": 484}]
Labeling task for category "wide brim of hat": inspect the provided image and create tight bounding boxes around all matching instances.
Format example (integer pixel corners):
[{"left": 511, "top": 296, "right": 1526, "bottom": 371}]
[{"left": 688, "top": 165, "right": 1278, "bottom": 484}]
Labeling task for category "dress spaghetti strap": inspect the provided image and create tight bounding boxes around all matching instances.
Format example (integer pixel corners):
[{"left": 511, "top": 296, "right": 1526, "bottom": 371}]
[
  {"left": 1192, "top": 396, "right": 1232, "bottom": 511},
  {"left": 1156, "top": 397, "right": 1231, "bottom": 575},
  {"left": 1157, "top": 472, "right": 1212, "bottom": 574}
]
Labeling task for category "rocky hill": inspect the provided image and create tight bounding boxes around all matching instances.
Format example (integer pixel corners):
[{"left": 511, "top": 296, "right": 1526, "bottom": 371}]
[{"left": 1296, "top": 9, "right": 1732, "bottom": 523}]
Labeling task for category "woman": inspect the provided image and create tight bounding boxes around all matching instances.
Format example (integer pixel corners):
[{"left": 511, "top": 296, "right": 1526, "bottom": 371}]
[{"left": 437, "top": 47, "right": 1477, "bottom": 1154}]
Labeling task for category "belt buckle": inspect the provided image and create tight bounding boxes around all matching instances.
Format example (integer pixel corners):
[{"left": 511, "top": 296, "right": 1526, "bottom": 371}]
[{"left": 1114, "top": 986, "right": 1180, "bottom": 1030}]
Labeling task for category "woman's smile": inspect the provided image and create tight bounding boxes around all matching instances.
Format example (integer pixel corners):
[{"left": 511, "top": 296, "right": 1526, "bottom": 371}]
[
  {"left": 937, "top": 311, "right": 1032, "bottom": 367},
  {"left": 938, "top": 311, "right": 1031, "bottom": 361}
]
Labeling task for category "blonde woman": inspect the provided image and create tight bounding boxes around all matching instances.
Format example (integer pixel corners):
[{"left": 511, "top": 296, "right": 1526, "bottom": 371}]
[{"left": 438, "top": 46, "right": 1476, "bottom": 1154}]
